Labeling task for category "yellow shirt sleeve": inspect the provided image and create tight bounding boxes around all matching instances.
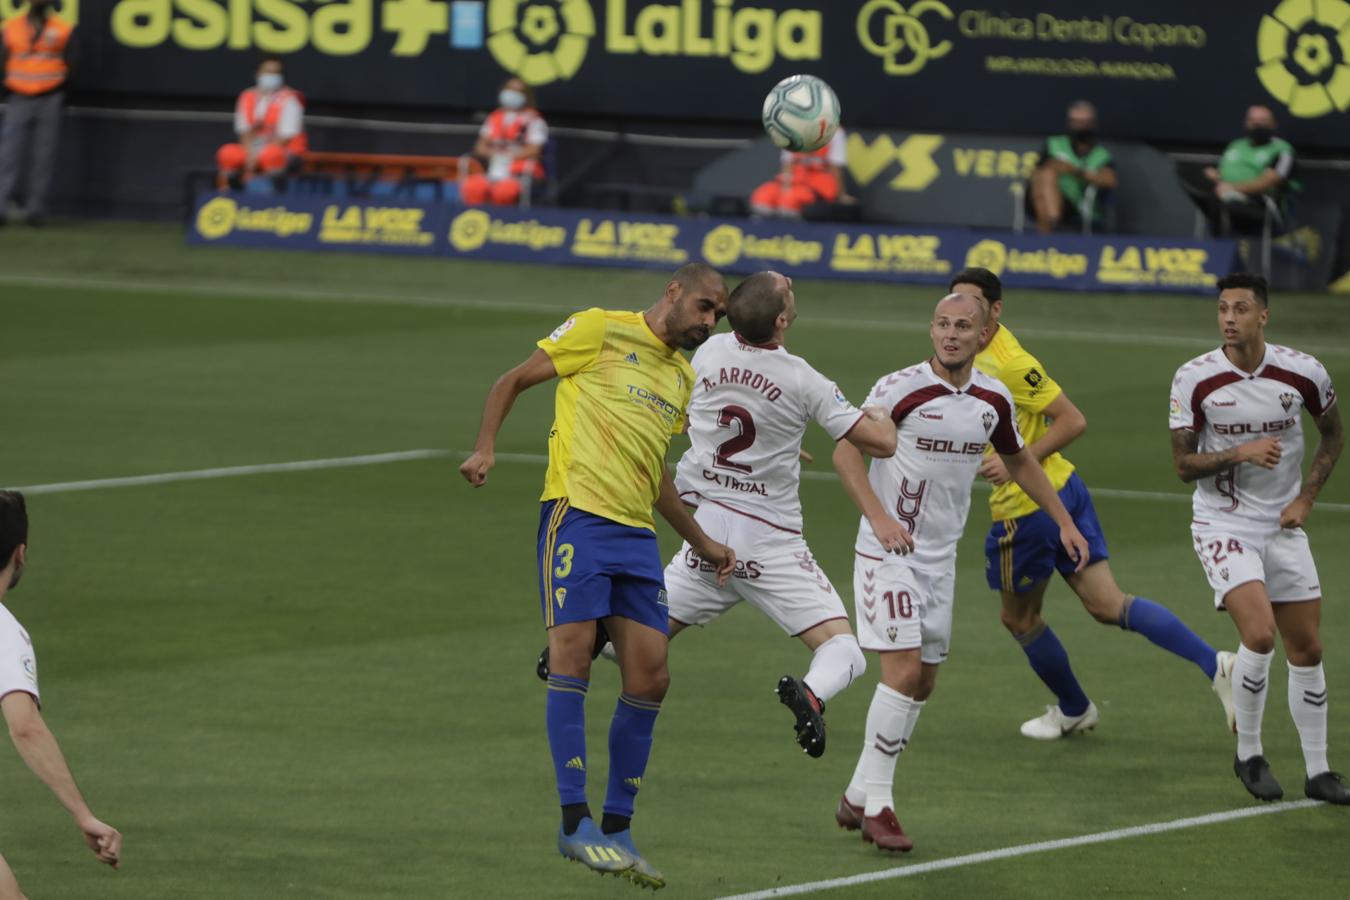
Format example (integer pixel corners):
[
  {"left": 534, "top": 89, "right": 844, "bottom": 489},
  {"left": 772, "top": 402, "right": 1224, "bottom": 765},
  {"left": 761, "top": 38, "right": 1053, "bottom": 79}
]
[
  {"left": 537, "top": 308, "right": 605, "bottom": 377},
  {"left": 1002, "top": 350, "right": 1062, "bottom": 415}
]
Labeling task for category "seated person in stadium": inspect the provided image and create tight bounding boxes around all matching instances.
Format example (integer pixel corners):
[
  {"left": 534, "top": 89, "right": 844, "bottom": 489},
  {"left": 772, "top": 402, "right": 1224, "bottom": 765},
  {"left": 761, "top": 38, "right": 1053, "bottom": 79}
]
[
  {"left": 1180, "top": 105, "right": 1296, "bottom": 236},
  {"left": 460, "top": 77, "right": 547, "bottom": 206},
  {"left": 749, "top": 127, "right": 849, "bottom": 219},
  {"left": 1027, "top": 101, "right": 1116, "bottom": 233},
  {"left": 216, "top": 56, "right": 307, "bottom": 191}
]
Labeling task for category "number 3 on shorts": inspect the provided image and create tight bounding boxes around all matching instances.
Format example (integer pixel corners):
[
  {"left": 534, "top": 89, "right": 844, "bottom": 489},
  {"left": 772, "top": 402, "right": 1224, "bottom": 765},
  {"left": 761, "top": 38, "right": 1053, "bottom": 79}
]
[{"left": 554, "top": 543, "right": 574, "bottom": 579}]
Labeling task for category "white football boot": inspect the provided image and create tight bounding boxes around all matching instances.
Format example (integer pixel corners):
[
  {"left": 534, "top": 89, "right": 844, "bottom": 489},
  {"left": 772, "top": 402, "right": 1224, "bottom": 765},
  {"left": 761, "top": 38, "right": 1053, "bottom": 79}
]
[
  {"left": 1020, "top": 701, "right": 1099, "bottom": 740},
  {"left": 1213, "top": 650, "right": 1237, "bottom": 734}
]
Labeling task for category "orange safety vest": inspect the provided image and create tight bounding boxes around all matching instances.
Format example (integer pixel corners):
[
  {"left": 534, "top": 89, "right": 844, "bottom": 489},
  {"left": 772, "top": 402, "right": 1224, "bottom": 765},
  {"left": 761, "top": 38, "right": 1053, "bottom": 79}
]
[
  {"left": 239, "top": 86, "right": 309, "bottom": 155},
  {"left": 3, "top": 13, "right": 71, "bottom": 96},
  {"left": 484, "top": 108, "right": 545, "bottom": 179}
]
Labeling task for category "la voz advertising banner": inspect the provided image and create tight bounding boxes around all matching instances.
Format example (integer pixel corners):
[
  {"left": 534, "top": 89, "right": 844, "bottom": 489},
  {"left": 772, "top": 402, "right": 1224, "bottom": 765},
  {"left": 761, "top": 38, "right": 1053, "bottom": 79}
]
[
  {"left": 187, "top": 191, "right": 1239, "bottom": 293},
  {"left": 27, "top": 0, "right": 1350, "bottom": 150}
]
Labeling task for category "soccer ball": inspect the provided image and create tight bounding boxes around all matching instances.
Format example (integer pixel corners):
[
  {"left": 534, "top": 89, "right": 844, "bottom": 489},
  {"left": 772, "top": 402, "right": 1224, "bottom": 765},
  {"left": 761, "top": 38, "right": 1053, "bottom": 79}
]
[{"left": 761, "top": 74, "right": 840, "bottom": 153}]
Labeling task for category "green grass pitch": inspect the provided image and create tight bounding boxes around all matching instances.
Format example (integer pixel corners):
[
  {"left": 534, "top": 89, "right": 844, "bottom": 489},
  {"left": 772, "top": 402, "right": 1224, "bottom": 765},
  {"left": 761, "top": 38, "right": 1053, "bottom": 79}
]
[{"left": 0, "top": 223, "right": 1347, "bottom": 898}]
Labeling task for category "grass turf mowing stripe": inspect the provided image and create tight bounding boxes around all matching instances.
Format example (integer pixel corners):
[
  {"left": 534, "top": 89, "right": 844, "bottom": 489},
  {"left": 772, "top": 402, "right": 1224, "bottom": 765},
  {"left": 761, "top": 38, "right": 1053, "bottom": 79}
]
[
  {"left": 4, "top": 271, "right": 1346, "bottom": 357},
  {"left": 714, "top": 799, "right": 1324, "bottom": 900}
]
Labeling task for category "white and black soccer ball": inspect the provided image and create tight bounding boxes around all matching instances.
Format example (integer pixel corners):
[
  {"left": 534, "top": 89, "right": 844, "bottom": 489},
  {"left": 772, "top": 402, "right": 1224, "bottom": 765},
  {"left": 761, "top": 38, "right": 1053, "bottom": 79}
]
[{"left": 761, "top": 74, "right": 840, "bottom": 153}]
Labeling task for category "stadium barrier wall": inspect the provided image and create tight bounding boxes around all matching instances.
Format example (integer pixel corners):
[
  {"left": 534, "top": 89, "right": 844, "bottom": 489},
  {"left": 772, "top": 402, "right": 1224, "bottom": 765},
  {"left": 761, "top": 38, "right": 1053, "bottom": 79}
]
[
  {"left": 186, "top": 191, "right": 1238, "bottom": 294},
  {"left": 44, "top": 0, "right": 1350, "bottom": 152}
]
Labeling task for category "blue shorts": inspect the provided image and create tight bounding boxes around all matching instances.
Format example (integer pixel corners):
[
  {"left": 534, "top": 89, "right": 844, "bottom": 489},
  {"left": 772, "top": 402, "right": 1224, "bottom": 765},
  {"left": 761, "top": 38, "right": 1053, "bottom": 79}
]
[
  {"left": 984, "top": 473, "right": 1109, "bottom": 593},
  {"left": 537, "top": 499, "right": 669, "bottom": 633}
]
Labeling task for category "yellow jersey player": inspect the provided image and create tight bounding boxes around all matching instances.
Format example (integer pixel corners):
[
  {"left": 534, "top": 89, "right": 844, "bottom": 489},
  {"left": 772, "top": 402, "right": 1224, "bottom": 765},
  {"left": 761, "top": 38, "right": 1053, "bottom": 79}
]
[
  {"left": 946, "top": 267, "right": 1235, "bottom": 741},
  {"left": 459, "top": 264, "right": 735, "bottom": 889}
]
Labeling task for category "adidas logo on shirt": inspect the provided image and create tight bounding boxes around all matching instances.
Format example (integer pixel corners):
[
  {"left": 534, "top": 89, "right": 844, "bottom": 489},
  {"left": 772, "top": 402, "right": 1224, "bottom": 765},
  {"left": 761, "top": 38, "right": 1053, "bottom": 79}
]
[{"left": 625, "top": 352, "right": 639, "bottom": 365}]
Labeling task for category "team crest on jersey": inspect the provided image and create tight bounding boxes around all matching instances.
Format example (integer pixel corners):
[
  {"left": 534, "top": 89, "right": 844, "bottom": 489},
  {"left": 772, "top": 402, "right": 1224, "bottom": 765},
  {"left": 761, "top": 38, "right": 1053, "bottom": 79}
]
[
  {"left": 548, "top": 317, "right": 577, "bottom": 343},
  {"left": 554, "top": 588, "right": 567, "bottom": 608},
  {"left": 1219, "top": 568, "right": 1229, "bottom": 582},
  {"left": 1279, "top": 392, "right": 1297, "bottom": 412},
  {"left": 982, "top": 410, "right": 995, "bottom": 433},
  {"left": 886, "top": 626, "right": 898, "bottom": 642}
]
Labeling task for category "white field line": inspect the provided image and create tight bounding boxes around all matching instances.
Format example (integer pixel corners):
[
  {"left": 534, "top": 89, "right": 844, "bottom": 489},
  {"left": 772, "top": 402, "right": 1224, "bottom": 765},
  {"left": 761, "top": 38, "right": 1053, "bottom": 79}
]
[
  {"left": 9, "top": 450, "right": 451, "bottom": 495},
  {"left": 10, "top": 449, "right": 1350, "bottom": 514},
  {"left": 4, "top": 271, "right": 1347, "bottom": 357},
  {"left": 714, "top": 799, "right": 1324, "bottom": 900}
]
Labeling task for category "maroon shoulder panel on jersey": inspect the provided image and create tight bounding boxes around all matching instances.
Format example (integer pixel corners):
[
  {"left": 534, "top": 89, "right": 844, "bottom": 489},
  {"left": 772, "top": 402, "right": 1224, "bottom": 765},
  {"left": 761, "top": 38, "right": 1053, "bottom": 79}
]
[
  {"left": 964, "top": 385, "right": 1021, "bottom": 455},
  {"left": 1260, "top": 365, "right": 1325, "bottom": 417},
  {"left": 1188, "top": 371, "right": 1245, "bottom": 430},
  {"left": 889, "top": 384, "right": 951, "bottom": 425}
]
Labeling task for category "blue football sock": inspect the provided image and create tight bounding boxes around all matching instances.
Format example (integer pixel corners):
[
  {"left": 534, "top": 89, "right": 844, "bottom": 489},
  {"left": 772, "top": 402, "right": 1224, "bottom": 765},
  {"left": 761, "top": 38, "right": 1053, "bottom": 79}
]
[
  {"left": 546, "top": 675, "right": 589, "bottom": 807},
  {"left": 1017, "top": 623, "right": 1091, "bottom": 717},
  {"left": 603, "top": 693, "right": 661, "bottom": 819},
  {"left": 1119, "top": 595, "right": 1218, "bottom": 680}
]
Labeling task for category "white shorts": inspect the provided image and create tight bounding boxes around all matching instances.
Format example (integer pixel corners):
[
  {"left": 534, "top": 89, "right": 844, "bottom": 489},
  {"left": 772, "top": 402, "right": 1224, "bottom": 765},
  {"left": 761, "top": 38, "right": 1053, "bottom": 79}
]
[
  {"left": 853, "top": 553, "right": 953, "bottom": 664},
  {"left": 1190, "top": 520, "right": 1321, "bottom": 609},
  {"left": 664, "top": 502, "right": 847, "bottom": 637}
]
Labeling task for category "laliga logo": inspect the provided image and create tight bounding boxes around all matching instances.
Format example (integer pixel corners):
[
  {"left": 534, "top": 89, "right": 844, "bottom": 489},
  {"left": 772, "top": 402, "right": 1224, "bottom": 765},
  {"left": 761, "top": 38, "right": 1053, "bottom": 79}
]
[
  {"left": 702, "top": 224, "right": 744, "bottom": 267},
  {"left": 965, "top": 239, "right": 1007, "bottom": 275},
  {"left": 1257, "top": 0, "right": 1350, "bottom": 117},
  {"left": 487, "top": 0, "right": 595, "bottom": 87},
  {"left": 450, "top": 209, "right": 492, "bottom": 251},
  {"left": 856, "top": 0, "right": 954, "bottom": 76},
  {"left": 196, "top": 197, "right": 238, "bottom": 241}
]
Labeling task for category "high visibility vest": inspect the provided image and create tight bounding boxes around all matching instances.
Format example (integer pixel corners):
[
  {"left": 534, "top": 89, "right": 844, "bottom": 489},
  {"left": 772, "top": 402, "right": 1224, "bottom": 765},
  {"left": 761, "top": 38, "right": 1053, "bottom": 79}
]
[
  {"left": 3, "top": 13, "right": 71, "bottom": 96},
  {"left": 238, "top": 86, "right": 308, "bottom": 155},
  {"left": 484, "top": 107, "right": 545, "bottom": 179}
]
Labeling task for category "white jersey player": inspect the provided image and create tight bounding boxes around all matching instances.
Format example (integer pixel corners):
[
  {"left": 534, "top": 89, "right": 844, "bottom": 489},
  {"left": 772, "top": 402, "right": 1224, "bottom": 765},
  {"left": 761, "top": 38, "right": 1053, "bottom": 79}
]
[
  {"left": 1168, "top": 273, "right": 1348, "bottom": 805},
  {"left": 664, "top": 271, "right": 896, "bottom": 758},
  {"left": 833, "top": 293, "right": 1090, "bottom": 853}
]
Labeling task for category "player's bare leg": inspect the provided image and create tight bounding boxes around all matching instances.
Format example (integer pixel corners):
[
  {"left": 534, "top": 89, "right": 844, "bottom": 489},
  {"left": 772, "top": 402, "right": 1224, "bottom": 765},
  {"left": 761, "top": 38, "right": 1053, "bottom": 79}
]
[
  {"left": 1224, "top": 583, "right": 1283, "bottom": 800},
  {"left": 0, "top": 851, "right": 23, "bottom": 900},
  {"left": 1272, "top": 598, "right": 1350, "bottom": 803},
  {"left": 537, "top": 619, "right": 611, "bottom": 681},
  {"left": 1030, "top": 166, "right": 1063, "bottom": 234},
  {"left": 778, "top": 619, "right": 864, "bottom": 759},
  {"left": 601, "top": 617, "right": 670, "bottom": 888},
  {"left": 999, "top": 580, "right": 1098, "bottom": 739},
  {"left": 840, "top": 649, "right": 926, "bottom": 852},
  {"left": 1066, "top": 561, "right": 1231, "bottom": 727}
]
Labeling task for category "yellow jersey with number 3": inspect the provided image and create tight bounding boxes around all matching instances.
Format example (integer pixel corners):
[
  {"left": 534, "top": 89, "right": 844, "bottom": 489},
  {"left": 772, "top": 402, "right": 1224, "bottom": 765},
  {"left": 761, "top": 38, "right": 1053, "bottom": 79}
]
[
  {"left": 974, "top": 324, "right": 1076, "bottom": 521},
  {"left": 536, "top": 308, "right": 693, "bottom": 531}
]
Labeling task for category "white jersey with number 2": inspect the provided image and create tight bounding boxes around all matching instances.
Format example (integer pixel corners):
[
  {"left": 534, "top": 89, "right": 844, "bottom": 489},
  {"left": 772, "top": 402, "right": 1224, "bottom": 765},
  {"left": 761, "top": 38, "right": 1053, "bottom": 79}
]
[{"left": 675, "top": 333, "right": 864, "bottom": 534}]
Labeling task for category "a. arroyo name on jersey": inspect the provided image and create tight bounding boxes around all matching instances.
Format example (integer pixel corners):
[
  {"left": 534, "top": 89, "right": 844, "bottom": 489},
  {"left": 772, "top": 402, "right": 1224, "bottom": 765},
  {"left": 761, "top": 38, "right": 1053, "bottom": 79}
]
[
  {"left": 675, "top": 333, "right": 864, "bottom": 534},
  {"left": 857, "top": 361, "right": 1023, "bottom": 570},
  {"left": 1170, "top": 343, "right": 1336, "bottom": 526}
]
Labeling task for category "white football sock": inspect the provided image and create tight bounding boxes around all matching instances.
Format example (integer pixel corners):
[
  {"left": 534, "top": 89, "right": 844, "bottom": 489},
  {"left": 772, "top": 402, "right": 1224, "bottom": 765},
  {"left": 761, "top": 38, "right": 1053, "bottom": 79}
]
[
  {"left": 851, "top": 683, "right": 915, "bottom": 817},
  {"left": 1234, "top": 644, "right": 1273, "bottom": 760},
  {"left": 803, "top": 634, "right": 866, "bottom": 705},
  {"left": 902, "top": 697, "right": 926, "bottom": 746},
  {"left": 1288, "top": 662, "right": 1329, "bottom": 778}
]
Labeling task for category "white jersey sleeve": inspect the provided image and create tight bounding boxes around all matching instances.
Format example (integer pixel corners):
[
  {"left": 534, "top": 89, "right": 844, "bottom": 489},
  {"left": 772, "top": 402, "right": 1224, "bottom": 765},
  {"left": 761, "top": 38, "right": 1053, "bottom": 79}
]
[
  {"left": 0, "top": 605, "right": 38, "bottom": 703},
  {"left": 803, "top": 366, "right": 865, "bottom": 440}
]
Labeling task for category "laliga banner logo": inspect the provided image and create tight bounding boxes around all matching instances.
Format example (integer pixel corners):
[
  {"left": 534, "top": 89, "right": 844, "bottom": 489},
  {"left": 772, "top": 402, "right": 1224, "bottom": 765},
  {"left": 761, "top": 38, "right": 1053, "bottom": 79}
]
[
  {"left": 856, "top": 0, "right": 954, "bottom": 76},
  {"left": 487, "top": 0, "right": 595, "bottom": 86},
  {"left": 1256, "top": 0, "right": 1350, "bottom": 117}
]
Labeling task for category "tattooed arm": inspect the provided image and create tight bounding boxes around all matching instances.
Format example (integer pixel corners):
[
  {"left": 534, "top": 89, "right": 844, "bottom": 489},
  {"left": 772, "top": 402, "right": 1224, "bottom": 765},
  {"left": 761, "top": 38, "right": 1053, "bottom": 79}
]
[
  {"left": 1281, "top": 404, "right": 1344, "bottom": 528},
  {"left": 1170, "top": 428, "right": 1283, "bottom": 483}
]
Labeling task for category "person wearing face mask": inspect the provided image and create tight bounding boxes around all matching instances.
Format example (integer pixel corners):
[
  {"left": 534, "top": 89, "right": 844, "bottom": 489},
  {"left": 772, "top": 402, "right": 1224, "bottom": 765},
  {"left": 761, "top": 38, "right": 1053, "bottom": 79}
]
[
  {"left": 1182, "top": 105, "right": 1298, "bottom": 236},
  {"left": 0, "top": 0, "right": 79, "bottom": 227},
  {"left": 216, "top": 56, "right": 307, "bottom": 191},
  {"left": 459, "top": 77, "right": 548, "bottom": 206},
  {"left": 1026, "top": 100, "right": 1117, "bottom": 234}
]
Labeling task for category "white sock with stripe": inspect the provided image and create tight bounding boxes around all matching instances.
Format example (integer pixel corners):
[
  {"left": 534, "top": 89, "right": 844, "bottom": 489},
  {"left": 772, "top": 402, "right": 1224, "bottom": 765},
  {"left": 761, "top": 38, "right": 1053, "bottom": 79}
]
[
  {"left": 803, "top": 634, "right": 865, "bottom": 704},
  {"left": 854, "top": 683, "right": 915, "bottom": 817},
  {"left": 1288, "top": 661, "right": 1329, "bottom": 778},
  {"left": 1234, "top": 644, "right": 1273, "bottom": 761}
]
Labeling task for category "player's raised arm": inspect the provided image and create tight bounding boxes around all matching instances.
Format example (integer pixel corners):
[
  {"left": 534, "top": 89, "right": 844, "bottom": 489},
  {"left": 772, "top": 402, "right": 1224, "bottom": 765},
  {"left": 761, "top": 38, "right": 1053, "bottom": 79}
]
[
  {"left": 459, "top": 348, "right": 559, "bottom": 487},
  {"left": 1001, "top": 448, "right": 1089, "bottom": 571},
  {"left": 1282, "top": 402, "right": 1343, "bottom": 528},
  {"left": 654, "top": 469, "right": 736, "bottom": 585},
  {"left": 832, "top": 439, "right": 913, "bottom": 555},
  {"left": 842, "top": 406, "right": 897, "bottom": 458}
]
